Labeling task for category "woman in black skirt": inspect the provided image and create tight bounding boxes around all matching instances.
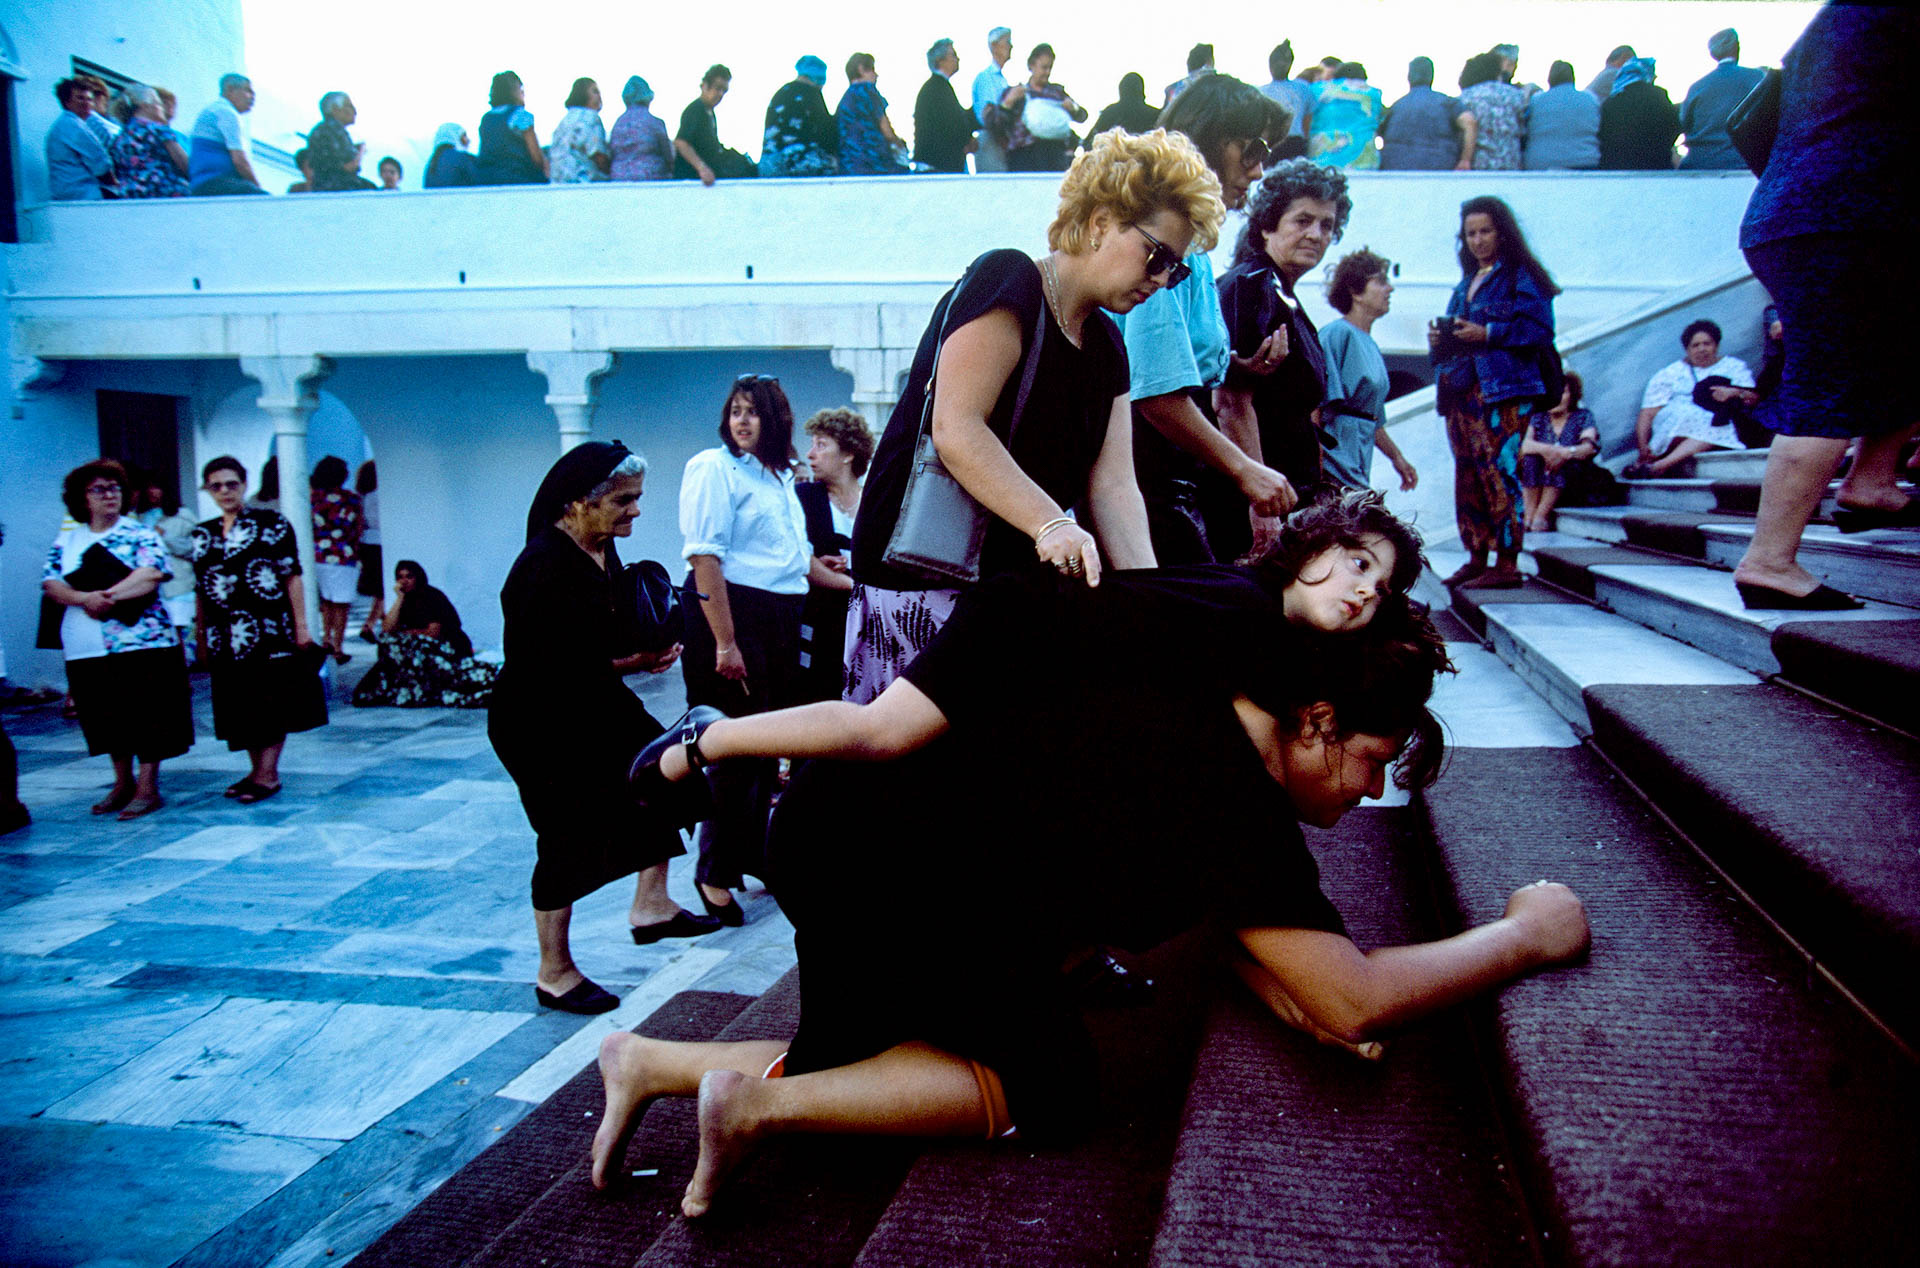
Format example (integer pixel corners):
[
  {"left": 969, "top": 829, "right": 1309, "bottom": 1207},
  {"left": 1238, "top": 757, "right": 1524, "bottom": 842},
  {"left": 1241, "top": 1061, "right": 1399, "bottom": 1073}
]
[
  {"left": 188, "top": 455, "right": 325, "bottom": 804},
  {"left": 490, "top": 442, "right": 719, "bottom": 1016},
  {"left": 41, "top": 458, "right": 193, "bottom": 820}
]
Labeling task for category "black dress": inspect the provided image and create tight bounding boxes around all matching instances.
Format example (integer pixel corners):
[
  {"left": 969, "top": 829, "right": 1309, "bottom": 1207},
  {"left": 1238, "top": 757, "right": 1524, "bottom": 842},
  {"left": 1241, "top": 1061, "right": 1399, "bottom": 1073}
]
[
  {"left": 188, "top": 509, "right": 328, "bottom": 751},
  {"left": 489, "top": 527, "right": 683, "bottom": 910},
  {"left": 1213, "top": 259, "right": 1330, "bottom": 558},
  {"left": 769, "top": 567, "right": 1342, "bottom": 1142}
]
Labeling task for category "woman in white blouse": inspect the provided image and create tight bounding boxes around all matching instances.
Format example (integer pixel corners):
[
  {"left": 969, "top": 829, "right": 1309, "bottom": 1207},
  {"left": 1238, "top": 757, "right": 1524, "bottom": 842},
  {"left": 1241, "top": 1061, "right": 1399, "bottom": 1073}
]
[
  {"left": 678, "top": 374, "right": 820, "bottom": 926},
  {"left": 1629, "top": 319, "right": 1756, "bottom": 478}
]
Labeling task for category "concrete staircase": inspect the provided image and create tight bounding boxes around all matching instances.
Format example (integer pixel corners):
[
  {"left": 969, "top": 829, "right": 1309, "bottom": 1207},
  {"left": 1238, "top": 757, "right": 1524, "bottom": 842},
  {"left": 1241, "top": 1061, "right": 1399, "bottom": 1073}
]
[{"left": 355, "top": 467, "right": 1920, "bottom": 1266}]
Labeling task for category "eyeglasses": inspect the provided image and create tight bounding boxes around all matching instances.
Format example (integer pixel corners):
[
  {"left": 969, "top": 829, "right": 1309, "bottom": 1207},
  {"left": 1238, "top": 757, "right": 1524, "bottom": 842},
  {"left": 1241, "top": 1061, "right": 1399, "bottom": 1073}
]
[
  {"left": 205, "top": 479, "right": 243, "bottom": 492},
  {"left": 1129, "top": 224, "right": 1192, "bottom": 288},
  {"left": 86, "top": 483, "right": 122, "bottom": 496},
  {"left": 1236, "top": 137, "right": 1271, "bottom": 170}
]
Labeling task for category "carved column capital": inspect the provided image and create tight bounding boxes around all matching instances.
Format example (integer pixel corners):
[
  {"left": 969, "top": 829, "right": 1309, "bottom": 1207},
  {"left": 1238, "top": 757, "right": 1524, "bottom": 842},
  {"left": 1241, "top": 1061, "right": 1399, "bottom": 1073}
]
[{"left": 527, "top": 351, "right": 617, "bottom": 454}]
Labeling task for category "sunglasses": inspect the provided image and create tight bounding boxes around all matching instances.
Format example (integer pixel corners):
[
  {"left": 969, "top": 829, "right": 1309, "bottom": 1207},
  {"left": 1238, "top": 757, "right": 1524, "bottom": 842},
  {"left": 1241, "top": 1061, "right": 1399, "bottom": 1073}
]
[
  {"left": 1129, "top": 224, "right": 1192, "bottom": 288},
  {"left": 1237, "top": 137, "right": 1271, "bottom": 169},
  {"left": 734, "top": 374, "right": 780, "bottom": 387},
  {"left": 205, "top": 479, "right": 243, "bottom": 491}
]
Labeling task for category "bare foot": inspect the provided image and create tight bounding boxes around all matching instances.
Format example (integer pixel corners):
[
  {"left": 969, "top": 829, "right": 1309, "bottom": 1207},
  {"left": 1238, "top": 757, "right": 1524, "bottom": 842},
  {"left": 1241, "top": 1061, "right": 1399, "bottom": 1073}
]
[
  {"left": 683, "top": 1068, "right": 764, "bottom": 1218},
  {"left": 592, "top": 1033, "right": 667, "bottom": 1189}
]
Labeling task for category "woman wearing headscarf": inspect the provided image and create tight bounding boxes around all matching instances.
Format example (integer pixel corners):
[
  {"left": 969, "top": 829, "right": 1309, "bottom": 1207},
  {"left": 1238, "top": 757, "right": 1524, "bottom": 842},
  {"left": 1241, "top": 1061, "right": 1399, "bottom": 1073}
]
[
  {"left": 491, "top": 442, "right": 718, "bottom": 1016},
  {"left": 760, "top": 57, "right": 839, "bottom": 178},
  {"left": 41, "top": 459, "right": 193, "bottom": 820},
  {"left": 424, "top": 123, "right": 478, "bottom": 188},
  {"left": 610, "top": 77, "right": 674, "bottom": 181},
  {"left": 351, "top": 559, "right": 498, "bottom": 709},
  {"left": 1598, "top": 58, "right": 1679, "bottom": 170}
]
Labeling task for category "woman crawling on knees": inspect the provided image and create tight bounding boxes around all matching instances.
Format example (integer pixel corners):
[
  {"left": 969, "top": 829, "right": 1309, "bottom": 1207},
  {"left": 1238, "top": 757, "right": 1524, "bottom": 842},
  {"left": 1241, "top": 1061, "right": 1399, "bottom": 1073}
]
[
  {"left": 595, "top": 604, "right": 1589, "bottom": 1216},
  {"left": 633, "top": 490, "right": 1425, "bottom": 789}
]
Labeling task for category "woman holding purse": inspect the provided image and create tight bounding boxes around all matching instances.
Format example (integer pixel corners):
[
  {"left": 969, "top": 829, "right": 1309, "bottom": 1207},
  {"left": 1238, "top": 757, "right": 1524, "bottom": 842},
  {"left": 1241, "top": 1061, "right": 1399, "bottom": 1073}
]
[
  {"left": 41, "top": 459, "right": 192, "bottom": 820},
  {"left": 846, "top": 128, "right": 1223, "bottom": 701},
  {"left": 999, "top": 44, "right": 1087, "bottom": 172}
]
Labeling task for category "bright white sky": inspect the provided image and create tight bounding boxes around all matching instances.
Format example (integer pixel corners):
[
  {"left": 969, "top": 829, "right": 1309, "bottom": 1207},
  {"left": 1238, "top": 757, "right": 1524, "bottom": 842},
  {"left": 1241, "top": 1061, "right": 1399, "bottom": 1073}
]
[{"left": 240, "top": 0, "right": 1819, "bottom": 183}]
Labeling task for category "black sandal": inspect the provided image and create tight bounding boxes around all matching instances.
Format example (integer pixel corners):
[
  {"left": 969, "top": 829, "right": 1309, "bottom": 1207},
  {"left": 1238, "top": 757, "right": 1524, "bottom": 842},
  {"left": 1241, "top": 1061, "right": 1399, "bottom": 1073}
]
[{"left": 627, "top": 707, "right": 725, "bottom": 826}]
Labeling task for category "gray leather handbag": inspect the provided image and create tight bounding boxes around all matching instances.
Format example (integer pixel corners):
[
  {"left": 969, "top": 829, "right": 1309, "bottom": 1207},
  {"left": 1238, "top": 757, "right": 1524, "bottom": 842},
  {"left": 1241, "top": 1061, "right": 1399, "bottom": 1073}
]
[{"left": 881, "top": 266, "right": 1047, "bottom": 584}]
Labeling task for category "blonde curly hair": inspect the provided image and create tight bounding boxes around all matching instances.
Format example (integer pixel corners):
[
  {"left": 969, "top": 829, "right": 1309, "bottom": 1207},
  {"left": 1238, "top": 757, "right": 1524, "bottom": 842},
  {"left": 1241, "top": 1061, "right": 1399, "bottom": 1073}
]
[{"left": 1047, "top": 129, "right": 1226, "bottom": 256}]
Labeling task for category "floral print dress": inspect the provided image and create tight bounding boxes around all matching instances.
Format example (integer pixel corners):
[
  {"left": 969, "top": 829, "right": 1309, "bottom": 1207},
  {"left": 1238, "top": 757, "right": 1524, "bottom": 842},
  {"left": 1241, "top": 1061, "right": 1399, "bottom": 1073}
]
[{"left": 188, "top": 509, "right": 302, "bottom": 665}]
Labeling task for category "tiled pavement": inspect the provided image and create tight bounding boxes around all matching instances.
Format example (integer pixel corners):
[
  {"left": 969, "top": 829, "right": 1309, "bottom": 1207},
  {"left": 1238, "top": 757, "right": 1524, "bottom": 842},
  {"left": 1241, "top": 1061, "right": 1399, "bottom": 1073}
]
[{"left": 0, "top": 658, "right": 796, "bottom": 1268}]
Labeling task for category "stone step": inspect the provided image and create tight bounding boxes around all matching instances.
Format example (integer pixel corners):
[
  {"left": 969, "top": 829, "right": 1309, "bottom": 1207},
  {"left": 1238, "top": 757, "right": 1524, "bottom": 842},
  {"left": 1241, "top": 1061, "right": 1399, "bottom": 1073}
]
[
  {"left": 1420, "top": 742, "right": 1920, "bottom": 1266},
  {"left": 1621, "top": 476, "right": 1765, "bottom": 514},
  {"left": 1149, "top": 809, "right": 1532, "bottom": 1267},
  {"left": 1689, "top": 447, "right": 1772, "bottom": 480},
  {"left": 1698, "top": 521, "right": 1920, "bottom": 609}
]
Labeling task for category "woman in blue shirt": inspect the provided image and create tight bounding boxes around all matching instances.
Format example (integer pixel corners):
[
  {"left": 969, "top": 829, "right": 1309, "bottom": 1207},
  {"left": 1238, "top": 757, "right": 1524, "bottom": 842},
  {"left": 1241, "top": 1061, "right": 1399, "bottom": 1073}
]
[
  {"left": 475, "top": 71, "right": 547, "bottom": 185},
  {"left": 1429, "top": 195, "right": 1559, "bottom": 589}
]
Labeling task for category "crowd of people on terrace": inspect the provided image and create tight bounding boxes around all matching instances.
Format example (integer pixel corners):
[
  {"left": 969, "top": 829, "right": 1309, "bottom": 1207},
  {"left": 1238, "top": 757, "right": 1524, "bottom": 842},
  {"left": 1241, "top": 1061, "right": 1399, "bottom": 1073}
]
[{"left": 43, "top": 26, "right": 1768, "bottom": 200}]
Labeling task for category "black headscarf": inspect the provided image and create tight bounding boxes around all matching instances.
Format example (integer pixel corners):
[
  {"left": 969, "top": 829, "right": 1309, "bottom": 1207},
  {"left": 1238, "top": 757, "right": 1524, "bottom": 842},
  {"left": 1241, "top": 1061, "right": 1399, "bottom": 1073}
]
[{"left": 524, "top": 441, "right": 633, "bottom": 542}]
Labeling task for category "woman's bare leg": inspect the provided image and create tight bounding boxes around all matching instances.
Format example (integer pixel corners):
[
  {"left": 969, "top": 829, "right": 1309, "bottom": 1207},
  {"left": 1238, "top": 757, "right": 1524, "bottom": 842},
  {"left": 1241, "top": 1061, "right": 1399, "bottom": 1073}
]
[
  {"left": 684, "top": 1040, "right": 991, "bottom": 1216},
  {"left": 592, "top": 1034, "right": 788, "bottom": 1189},
  {"left": 1836, "top": 427, "right": 1914, "bottom": 511},
  {"left": 1534, "top": 486, "right": 1562, "bottom": 528},
  {"left": 661, "top": 680, "right": 949, "bottom": 781},
  {"left": 533, "top": 904, "right": 585, "bottom": 997},
  {"left": 1733, "top": 435, "right": 1849, "bottom": 595},
  {"left": 1644, "top": 437, "right": 1714, "bottom": 476},
  {"left": 1520, "top": 486, "right": 1541, "bottom": 528}
]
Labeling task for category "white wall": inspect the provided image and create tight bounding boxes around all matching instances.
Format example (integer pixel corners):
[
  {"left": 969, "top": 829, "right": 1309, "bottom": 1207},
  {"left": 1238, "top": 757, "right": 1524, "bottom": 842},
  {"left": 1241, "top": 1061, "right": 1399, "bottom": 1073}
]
[{"left": 4, "top": 1, "right": 245, "bottom": 209}]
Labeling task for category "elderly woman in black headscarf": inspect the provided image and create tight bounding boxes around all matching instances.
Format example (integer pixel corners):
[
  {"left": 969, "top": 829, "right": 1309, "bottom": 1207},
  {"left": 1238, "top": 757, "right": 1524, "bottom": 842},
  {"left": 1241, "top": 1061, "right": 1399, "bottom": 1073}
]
[{"left": 490, "top": 442, "right": 720, "bottom": 1016}]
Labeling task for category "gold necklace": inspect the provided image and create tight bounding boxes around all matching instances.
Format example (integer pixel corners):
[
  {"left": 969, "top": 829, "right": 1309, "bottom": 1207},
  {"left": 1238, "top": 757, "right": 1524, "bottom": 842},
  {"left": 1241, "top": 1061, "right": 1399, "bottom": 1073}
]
[{"left": 1039, "top": 256, "right": 1080, "bottom": 347}]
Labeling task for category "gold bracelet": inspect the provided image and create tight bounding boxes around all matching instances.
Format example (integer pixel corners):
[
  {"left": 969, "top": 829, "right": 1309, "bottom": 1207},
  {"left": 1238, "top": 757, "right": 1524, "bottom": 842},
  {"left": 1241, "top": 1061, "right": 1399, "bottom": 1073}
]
[{"left": 1033, "top": 516, "right": 1075, "bottom": 546}]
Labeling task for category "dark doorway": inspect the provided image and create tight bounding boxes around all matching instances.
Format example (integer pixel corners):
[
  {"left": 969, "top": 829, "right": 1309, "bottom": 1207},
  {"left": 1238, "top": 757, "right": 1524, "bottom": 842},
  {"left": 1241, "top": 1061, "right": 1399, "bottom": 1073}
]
[
  {"left": 96, "top": 389, "right": 185, "bottom": 503},
  {"left": 1, "top": 73, "right": 17, "bottom": 245}
]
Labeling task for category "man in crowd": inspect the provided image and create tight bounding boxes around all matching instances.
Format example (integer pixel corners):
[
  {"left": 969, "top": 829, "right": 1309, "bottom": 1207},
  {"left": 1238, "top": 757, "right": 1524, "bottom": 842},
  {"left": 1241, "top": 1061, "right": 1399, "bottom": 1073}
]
[
  {"left": 970, "top": 26, "right": 1013, "bottom": 172},
  {"left": 1679, "top": 29, "right": 1766, "bottom": 170},
  {"left": 1380, "top": 56, "right": 1469, "bottom": 170},
  {"left": 1586, "top": 45, "right": 1635, "bottom": 103},
  {"left": 914, "top": 38, "right": 978, "bottom": 174},
  {"left": 307, "top": 92, "right": 376, "bottom": 191},
  {"left": 1165, "top": 44, "right": 1214, "bottom": 107},
  {"left": 45, "top": 75, "right": 117, "bottom": 200},
  {"left": 1259, "top": 41, "right": 1314, "bottom": 158},
  {"left": 674, "top": 65, "right": 756, "bottom": 184},
  {"left": 1524, "top": 60, "right": 1601, "bottom": 169},
  {"left": 188, "top": 73, "right": 265, "bottom": 195}
]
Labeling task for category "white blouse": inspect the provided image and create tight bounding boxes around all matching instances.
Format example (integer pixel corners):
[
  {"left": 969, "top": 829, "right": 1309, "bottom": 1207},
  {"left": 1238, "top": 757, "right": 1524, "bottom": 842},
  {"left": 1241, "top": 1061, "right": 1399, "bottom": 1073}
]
[{"left": 679, "top": 447, "right": 810, "bottom": 595}]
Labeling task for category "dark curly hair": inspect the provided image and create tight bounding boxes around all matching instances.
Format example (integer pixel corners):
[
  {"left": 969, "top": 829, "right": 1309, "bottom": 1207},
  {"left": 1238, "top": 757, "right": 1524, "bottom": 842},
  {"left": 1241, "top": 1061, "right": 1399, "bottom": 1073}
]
[
  {"left": 1251, "top": 488, "right": 1427, "bottom": 604},
  {"left": 62, "top": 458, "right": 129, "bottom": 521},
  {"left": 804, "top": 408, "right": 876, "bottom": 478},
  {"left": 1242, "top": 597, "right": 1455, "bottom": 792},
  {"left": 1681, "top": 319, "right": 1722, "bottom": 348},
  {"left": 1459, "top": 52, "right": 1504, "bottom": 90},
  {"left": 1232, "top": 160, "right": 1352, "bottom": 270},
  {"left": 1326, "top": 247, "right": 1391, "bottom": 315},
  {"left": 720, "top": 375, "right": 797, "bottom": 472}
]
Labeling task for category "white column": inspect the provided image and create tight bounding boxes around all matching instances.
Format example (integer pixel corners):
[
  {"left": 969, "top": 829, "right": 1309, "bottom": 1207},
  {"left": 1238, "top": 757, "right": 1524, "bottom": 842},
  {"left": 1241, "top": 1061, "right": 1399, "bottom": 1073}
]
[
  {"left": 239, "top": 354, "right": 332, "bottom": 635},
  {"left": 829, "top": 346, "right": 915, "bottom": 432},
  {"left": 527, "top": 351, "right": 616, "bottom": 455}
]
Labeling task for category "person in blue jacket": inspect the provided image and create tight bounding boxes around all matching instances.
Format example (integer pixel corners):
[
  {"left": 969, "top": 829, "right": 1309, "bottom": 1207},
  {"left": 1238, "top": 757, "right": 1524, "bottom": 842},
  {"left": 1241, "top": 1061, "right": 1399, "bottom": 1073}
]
[{"left": 1429, "top": 195, "right": 1559, "bottom": 589}]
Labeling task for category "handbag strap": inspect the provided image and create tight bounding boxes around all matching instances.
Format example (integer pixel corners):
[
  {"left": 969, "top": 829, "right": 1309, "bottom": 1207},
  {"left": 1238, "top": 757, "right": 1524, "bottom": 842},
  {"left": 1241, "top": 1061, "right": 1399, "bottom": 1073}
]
[{"left": 912, "top": 260, "right": 1048, "bottom": 461}]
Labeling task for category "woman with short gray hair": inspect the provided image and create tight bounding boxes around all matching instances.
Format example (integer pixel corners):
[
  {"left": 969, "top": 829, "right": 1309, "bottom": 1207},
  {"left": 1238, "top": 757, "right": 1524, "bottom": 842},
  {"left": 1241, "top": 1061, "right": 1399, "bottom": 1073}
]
[{"left": 108, "top": 83, "right": 190, "bottom": 197}]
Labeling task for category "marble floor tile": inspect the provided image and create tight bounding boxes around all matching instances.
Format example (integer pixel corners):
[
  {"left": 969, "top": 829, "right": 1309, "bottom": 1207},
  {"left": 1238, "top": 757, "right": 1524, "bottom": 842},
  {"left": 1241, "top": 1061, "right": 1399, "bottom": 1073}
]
[
  {"left": 123, "top": 859, "right": 377, "bottom": 933},
  {"left": 245, "top": 823, "right": 397, "bottom": 866},
  {"left": 401, "top": 799, "right": 531, "bottom": 839},
  {"left": 0, "top": 857, "right": 227, "bottom": 956},
  {"left": 0, "top": 850, "right": 123, "bottom": 907},
  {"left": 418, "top": 777, "right": 520, "bottom": 802},
  {"left": 139, "top": 824, "right": 296, "bottom": 862},
  {"left": 60, "top": 921, "right": 350, "bottom": 971},
  {"left": 45, "top": 996, "right": 525, "bottom": 1140},
  {"left": 301, "top": 865, "right": 521, "bottom": 937},
  {"left": 330, "top": 831, "right": 489, "bottom": 870},
  {"left": 278, "top": 796, "right": 460, "bottom": 832},
  {"left": 0, "top": 1121, "right": 335, "bottom": 1268},
  {"left": 299, "top": 932, "right": 548, "bottom": 984},
  {"left": 0, "top": 985, "right": 224, "bottom": 1120}
]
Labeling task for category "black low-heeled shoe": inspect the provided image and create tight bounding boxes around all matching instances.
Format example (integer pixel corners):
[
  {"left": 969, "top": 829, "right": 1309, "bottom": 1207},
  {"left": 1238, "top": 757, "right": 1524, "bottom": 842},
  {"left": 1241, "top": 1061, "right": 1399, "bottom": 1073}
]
[
  {"left": 628, "top": 706, "right": 726, "bottom": 826},
  {"left": 700, "top": 887, "right": 747, "bottom": 928}
]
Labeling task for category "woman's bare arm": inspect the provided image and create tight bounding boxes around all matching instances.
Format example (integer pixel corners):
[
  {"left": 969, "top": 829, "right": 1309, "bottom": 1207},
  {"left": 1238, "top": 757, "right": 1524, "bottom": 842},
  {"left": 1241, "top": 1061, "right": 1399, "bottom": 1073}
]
[
  {"left": 1236, "top": 882, "right": 1589, "bottom": 1044},
  {"left": 1079, "top": 394, "right": 1156, "bottom": 570}
]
